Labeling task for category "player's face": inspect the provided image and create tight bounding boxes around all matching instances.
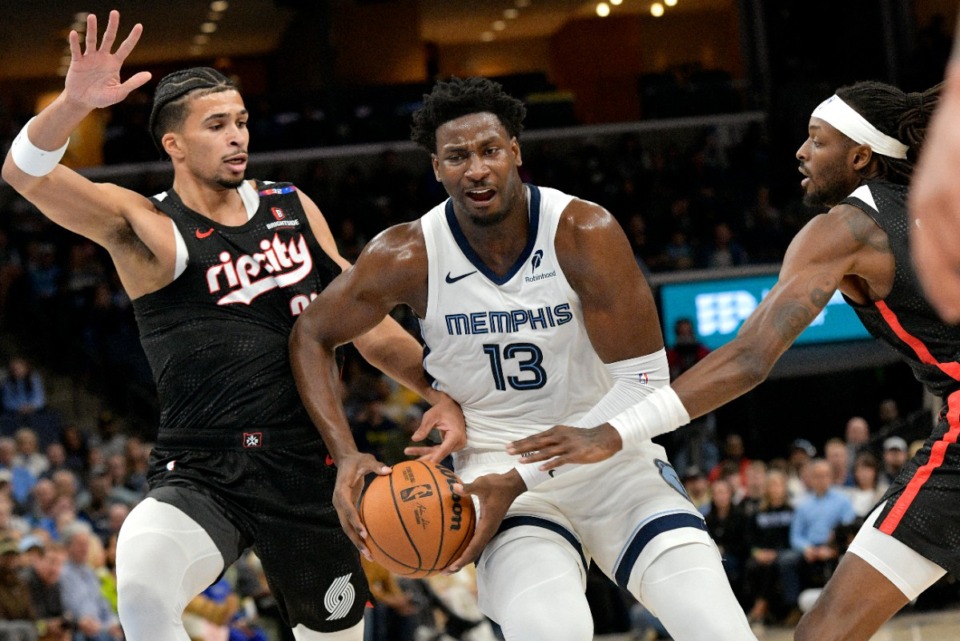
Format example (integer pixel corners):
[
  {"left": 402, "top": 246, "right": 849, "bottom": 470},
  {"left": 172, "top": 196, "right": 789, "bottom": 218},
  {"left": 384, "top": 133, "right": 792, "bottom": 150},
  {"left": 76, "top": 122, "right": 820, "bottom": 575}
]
[
  {"left": 432, "top": 112, "right": 524, "bottom": 227},
  {"left": 796, "top": 117, "right": 861, "bottom": 209},
  {"left": 174, "top": 90, "right": 249, "bottom": 190}
]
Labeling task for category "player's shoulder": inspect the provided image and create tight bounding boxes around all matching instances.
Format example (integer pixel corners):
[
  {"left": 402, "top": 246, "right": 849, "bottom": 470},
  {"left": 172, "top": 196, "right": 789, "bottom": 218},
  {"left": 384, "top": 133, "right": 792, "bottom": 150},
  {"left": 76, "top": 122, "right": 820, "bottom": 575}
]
[
  {"left": 364, "top": 219, "right": 426, "bottom": 261},
  {"left": 556, "top": 191, "right": 619, "bottom": 236}
]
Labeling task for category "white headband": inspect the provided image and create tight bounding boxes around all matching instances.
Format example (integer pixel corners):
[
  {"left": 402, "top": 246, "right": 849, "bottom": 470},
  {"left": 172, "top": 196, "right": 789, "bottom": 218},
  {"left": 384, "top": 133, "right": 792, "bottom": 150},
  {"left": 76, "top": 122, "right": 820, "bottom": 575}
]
[{"left": 811, "top": 95, "right": 909, "bottom": 159}]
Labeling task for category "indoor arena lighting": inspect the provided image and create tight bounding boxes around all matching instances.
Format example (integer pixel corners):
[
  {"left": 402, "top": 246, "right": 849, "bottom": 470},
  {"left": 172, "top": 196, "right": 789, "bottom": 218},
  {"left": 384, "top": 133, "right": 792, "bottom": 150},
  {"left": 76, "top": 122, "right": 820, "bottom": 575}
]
[
  {"left": 210, "top": 1, "right": 229, "bottom": 12},
  {"left": 650, "top": 3, "right": 665, "bottom": 17},
  {"left": 665, "top": 0, "right": 678, "bottom": 6},
  {"left": 504, "top": 8, "right": 519, "bottom": 19},
  {"left": 597, "top": 3, "right": 610, "bottom": 17}
]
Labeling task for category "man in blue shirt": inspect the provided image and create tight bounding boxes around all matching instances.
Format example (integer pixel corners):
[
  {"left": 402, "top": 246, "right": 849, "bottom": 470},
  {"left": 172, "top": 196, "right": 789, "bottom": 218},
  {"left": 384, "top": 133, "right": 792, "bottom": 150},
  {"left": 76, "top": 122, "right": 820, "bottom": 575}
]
[{"left": 59, "top": 523, "right": 123, "bottom": 641}]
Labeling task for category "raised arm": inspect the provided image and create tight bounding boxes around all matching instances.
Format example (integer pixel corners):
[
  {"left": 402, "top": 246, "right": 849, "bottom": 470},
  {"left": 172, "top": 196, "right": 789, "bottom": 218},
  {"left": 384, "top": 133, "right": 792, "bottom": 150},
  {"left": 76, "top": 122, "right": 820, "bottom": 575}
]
[
  {"left": 512, "top": 204, "right": 884, "bottom": 468},
  {"left": 1, "top": 11, "right": 172, "bottom": 299}
]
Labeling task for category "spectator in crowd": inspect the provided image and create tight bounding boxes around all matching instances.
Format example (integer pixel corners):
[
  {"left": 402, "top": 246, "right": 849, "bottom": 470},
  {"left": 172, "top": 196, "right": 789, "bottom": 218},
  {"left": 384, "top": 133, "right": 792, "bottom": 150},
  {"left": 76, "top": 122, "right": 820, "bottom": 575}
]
[
  {"left": 0, "top": 491, "right": 30, "bottom": 538},
  {"left": 681, "top": 466, "right": 711, "bottom": 511},
  {"left": 789, "top": 460, "right": 857, "bottom": 613},
  {"left": 59, "top": 424, "right": 90, "bottom": 478},
  {"left": 824, "top": 437, "right": 853, "bottom": 487},
  {"left": 880, "top": 436, "right": 909, "bottom": 485},
  {"left": 182, "top": 576, "right": 239, "bottom": 641},
  {"left": 843, "top": 416, "right": 871, "bottom": 469},
  {"left": 699, "top": 221, "right": 748, "bottom": 269},
  {"left": 1, "top": 357, "right": 47, "bottom": 422},
  {"left": 13, "top": 429, "right": 48, "bottom": 479},
  {"left": 0, "top": 534, "right": 38, "bottom": 639},
  {"left": 0, "top": 437, "right": 36, "bottom": 509},
  {"left": 743, "top": 469, "right": 796, "bottom": 625},
  {"left": 738, "top": 460, "right": 768, "bottom": 518},
  {"left": 842, "top": 452, "right": 888, "bottom": 518},
  {"left": 40, "top": 443, "right": 70, "bottom": 481},
  {"left": 23, "top": 541, "right": 72, "bottom": 641},
  {"left": 786, "top": 439, "right": 816, "bottom": 505},
  {"left": 58, "top": 522, "right": 123, "bottom": 641},
  {"left": 708, "top": 433, "right": 751, "bottom": 487}
]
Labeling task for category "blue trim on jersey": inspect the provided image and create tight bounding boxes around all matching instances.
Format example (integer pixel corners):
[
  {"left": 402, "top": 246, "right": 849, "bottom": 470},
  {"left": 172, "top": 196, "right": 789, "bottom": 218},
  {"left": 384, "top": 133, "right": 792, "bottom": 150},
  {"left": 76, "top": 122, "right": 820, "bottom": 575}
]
[
  {"left": 444, "top": 184, "right": 542, "bottom": 286},
  {"left": 258, "top": 185, "right": 297, "bottom": 196},
  {"left": 613, "top": 512, "right": 708, "bottom": 588},
  {"left": 491, "top": 515, "right": 587, "bottom": 570}
]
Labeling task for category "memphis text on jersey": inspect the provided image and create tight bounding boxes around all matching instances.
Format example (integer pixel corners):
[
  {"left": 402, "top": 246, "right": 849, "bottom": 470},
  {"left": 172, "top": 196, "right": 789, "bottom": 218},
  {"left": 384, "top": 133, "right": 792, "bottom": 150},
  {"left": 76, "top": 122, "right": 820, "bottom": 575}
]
[{"left": 444, "top": 303, "right": 573, "bottom": 336}]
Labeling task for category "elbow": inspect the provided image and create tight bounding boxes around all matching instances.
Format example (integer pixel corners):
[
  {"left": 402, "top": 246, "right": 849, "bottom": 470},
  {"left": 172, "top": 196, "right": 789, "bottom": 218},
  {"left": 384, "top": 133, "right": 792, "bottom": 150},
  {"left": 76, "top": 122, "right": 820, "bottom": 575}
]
[{"left": 2, "top": 155, "right": 37, "bottom": 194}]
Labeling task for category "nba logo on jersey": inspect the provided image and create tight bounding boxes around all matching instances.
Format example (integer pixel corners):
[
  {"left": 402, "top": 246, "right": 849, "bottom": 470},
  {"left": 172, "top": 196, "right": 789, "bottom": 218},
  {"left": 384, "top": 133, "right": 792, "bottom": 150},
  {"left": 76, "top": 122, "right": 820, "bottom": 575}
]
[
  {"left": 243, "top": 432, "right": 263, "bottom": 448},
  {"left": 271, "top": 207, "right": 286, "bottom": 221}
]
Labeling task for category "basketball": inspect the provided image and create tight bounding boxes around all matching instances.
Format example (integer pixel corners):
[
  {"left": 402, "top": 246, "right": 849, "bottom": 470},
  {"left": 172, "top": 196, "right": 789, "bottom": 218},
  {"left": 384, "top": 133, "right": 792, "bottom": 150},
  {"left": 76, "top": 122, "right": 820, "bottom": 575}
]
[{"left": 358, "top": 460, "right": 476, "bottom": 578}]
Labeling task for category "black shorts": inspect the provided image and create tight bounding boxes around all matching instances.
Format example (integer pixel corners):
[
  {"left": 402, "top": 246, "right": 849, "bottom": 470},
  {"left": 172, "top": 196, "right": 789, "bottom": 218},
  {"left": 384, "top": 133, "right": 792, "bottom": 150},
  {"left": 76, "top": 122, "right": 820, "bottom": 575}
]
[
  {"left": 146, "top": 431, "right": 368, "bottom": 633},
  {"left": 875, "top": 394, "right": 960, "bottom": 576}
]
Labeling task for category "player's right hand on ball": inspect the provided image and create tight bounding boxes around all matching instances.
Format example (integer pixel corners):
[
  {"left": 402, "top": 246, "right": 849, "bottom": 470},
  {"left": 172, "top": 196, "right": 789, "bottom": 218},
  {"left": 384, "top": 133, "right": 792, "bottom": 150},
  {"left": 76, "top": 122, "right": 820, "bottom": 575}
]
[
  {"left": 443, "top": 469, "right": 526, "bottom": 574},
  {"left": 332, "top": 452, "right": 390, "bottom": 560}
]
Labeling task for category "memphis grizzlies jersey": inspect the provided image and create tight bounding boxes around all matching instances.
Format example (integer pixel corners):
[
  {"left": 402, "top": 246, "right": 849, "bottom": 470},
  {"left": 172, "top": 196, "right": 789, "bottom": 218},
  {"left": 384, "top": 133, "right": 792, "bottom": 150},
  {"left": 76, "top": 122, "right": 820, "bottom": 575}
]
[{"left": 419, "top": 185, "right": 613, "bottom": 450}]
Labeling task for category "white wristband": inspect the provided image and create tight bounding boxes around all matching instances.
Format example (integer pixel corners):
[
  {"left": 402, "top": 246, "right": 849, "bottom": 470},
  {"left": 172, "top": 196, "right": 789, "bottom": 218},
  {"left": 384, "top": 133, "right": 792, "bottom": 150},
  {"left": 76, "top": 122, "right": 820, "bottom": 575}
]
[
  {"left": 10, "top": 117, "right": 69, "bottom": 177},
  {"left": 607, "top": 386, "right": 690, "bottom": 450}
]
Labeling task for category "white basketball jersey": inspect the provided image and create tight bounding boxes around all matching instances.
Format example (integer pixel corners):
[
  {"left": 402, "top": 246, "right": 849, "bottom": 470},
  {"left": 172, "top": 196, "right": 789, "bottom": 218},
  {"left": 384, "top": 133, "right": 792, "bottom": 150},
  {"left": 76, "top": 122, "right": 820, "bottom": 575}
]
[{"left": 419, "top": 185, "right": 613, "bottom": 450}]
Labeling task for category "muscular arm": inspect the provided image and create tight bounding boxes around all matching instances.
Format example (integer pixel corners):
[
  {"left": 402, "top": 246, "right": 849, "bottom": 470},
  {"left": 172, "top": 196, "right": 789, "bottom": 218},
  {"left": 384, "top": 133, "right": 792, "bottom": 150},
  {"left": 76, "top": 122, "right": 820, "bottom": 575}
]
[
  {"left": 555, "top": 199, "right": 664, "bottom": 362},
  {"left": 289, "top": 221, "right": 428, "bottom": 461},
  {"left": 673, "top": 206, "right": 874, "bottom": 418},
  {"left": 297, "top": 192, "right": 439, "bottom": 405},
  {"left": 512, "top": 203, "right": 889, "bottom": 467}
]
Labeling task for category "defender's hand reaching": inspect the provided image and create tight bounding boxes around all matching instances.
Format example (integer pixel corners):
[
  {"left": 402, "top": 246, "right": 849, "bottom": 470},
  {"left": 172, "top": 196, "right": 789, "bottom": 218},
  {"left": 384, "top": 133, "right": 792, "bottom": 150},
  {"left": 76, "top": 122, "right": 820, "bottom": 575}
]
[{"left": 507, "top": 424, "right": 623, "bottom": 470}]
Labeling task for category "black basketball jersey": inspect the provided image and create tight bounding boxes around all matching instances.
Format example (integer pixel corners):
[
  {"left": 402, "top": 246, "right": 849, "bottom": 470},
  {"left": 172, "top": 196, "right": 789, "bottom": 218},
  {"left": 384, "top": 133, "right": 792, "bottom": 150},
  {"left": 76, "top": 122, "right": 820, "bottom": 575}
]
[
  {"left": 133, "top": 180, "right": 341, "bottom": 444},
  {"left": 841, "top": 180, "right": 960, "bottom": 399}
]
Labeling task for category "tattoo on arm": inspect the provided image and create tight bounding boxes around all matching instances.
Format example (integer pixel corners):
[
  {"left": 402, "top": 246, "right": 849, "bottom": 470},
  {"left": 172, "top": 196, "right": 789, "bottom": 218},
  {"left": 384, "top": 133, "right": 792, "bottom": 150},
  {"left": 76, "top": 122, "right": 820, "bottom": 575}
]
[
  {"left": 808, "top": 274, "right": 839, "bottom": 308},
  {"left": 773, "top": 301, "right": 814, "bottom": 341},
  {"left": 844, "top": 210, "right": 891, "bottom": 253}
]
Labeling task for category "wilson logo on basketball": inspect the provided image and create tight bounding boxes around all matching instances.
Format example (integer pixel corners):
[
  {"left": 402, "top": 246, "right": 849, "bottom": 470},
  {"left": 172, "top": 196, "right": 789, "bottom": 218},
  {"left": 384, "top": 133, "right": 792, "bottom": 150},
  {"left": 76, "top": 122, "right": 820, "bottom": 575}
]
[
  {"left": 399, "top": 485, "right": 434, "bottom": 501},
  {"left": 205, "top": 233, "right": 313, "bottom": 306},
  {"left": 436, "top": 464, "right": 465, "bottom": 531}
]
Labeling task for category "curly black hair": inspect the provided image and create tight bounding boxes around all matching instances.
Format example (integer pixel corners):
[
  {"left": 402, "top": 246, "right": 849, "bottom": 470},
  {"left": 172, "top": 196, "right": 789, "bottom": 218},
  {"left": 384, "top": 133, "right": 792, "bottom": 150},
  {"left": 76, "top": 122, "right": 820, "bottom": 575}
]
[
  {"left": 836, "top": 80, "right": 943, "bottom": 186},
  {"left": 410, "top": 76, "right": 526, "bottom": 152},
  {"left": 149, "top": 67, "right": 237, "bottom": 152}
]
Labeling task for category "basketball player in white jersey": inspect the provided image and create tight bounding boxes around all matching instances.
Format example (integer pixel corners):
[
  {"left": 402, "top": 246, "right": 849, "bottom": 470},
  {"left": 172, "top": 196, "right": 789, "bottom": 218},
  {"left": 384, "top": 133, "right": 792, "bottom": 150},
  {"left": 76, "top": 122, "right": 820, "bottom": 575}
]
[{"left": 290, "top": 77, "right": 756, "bottom": 641}]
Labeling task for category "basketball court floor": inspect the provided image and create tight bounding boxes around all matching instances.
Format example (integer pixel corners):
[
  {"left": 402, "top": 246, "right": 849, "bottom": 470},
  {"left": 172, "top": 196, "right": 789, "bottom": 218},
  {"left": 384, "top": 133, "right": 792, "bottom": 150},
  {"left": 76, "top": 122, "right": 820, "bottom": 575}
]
[{"left": 596, "top": 606, "right": 960, "bottom": 640}]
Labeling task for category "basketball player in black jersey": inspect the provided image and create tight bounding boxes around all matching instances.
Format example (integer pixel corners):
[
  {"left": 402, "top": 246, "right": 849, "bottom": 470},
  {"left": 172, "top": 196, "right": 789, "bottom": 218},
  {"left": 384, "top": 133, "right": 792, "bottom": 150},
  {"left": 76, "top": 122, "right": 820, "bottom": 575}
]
[
  {"left": 511, "top": 81, "right": 960, "bottom": 641},
  {"left": 2, "top": 11, "right": 464, "bottom": 641}
]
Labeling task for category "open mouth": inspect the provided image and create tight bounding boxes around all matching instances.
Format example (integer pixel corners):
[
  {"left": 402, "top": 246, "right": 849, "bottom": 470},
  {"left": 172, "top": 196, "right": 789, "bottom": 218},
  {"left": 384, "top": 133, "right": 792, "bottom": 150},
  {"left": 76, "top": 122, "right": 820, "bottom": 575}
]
[{"left": 466, "top": 188, "right": 495, "bottom": 203}]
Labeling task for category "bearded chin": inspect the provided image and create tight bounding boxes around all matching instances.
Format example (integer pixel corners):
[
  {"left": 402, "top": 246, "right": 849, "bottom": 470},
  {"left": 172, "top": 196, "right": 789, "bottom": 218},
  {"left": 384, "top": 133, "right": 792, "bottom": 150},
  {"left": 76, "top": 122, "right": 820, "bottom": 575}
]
[{"left": 217, "top": 177, "right": 245, "bottom": 189}]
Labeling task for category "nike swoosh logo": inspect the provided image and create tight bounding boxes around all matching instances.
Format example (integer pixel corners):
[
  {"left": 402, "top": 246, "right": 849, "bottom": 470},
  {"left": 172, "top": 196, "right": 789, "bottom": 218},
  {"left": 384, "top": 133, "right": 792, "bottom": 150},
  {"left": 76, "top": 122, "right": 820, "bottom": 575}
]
[
  {"left": 195, "top": 228, "right": 215, "bottom": 239},
  {"left": 445, "top": 270, "right": 477, "bottom": 283}
]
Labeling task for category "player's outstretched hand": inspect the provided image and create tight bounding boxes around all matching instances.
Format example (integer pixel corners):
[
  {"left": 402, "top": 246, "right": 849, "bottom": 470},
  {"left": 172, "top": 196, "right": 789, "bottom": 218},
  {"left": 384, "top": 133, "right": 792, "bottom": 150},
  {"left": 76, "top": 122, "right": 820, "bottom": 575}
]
[
  {"left": 332, "top": 452, "right": 390, "bottom": 561},
  {"left": 507, "top": 424, "right": 622, "bottom": 470},
  {"left": 404, "top": 392, "right": 466, "bottom": 462},
  {"left": 910, "top": 66, "right": 960, "bottom": 323},
  {"left": 442, "top": 470, "right": 526, "bottom": 574},
  {"left": 64, "top": 10, "right": 152, "bottom": 110}
]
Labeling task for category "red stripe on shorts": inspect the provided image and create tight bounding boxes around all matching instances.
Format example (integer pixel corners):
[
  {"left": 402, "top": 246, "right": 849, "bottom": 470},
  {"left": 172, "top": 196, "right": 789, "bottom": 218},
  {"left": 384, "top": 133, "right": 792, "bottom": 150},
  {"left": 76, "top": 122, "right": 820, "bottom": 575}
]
[
  {"left": 879, "top": 390, "right": 960, "bottom": 534},
  {"left": 874, "top": 301, "right": 960, "bottom": 380}
]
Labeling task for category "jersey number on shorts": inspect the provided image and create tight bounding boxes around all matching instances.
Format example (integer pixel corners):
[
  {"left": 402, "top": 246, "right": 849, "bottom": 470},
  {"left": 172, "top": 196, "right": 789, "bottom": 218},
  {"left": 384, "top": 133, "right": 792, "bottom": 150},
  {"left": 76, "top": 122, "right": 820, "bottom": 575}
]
[{"left": 483, "top": 343, "right": 547, "bottom": 391}]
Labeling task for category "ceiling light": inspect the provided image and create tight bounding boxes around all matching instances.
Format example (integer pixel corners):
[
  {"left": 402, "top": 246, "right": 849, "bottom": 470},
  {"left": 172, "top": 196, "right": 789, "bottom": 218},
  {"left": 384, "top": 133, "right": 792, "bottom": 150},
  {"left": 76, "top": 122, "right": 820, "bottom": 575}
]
[
  {"left": 650, "top": 3, "right": 665, "bottom": 17},
  {"left": 193, "top": 34, "right": 210, "bottom": 45},
  {"left": 493, "top": 20, "right": 506, "bottom": 31},
  {"left": 665, "top": 0, "right": 677, "bottom": 5},
  {"left": 200, "top": 22, "right": 218, "bottom": 34},
  {"left": 208, "top": 11, "right": 223, "bottom": 21},
  {"left": 516, "top": 0, "right": 530, "bottom": 7},
  {"left": 481, "top": 31, "right": 495, "bottom": 42},
  {"left": 611, "top": 0, "right": 623, "bottom": 5},
  {"left": 504, "top": 8, "right": 519, "bottom": 19},
  {"left": 210, "top": 1, "right": 229, "bottom": 11},
  {"left": 596, "top": 2, "right": 610, "bottom": 17},
  {"left": 190, "top": 45, "right": 204, "bottom": 56},
  {"left": 74, "top": 12, "right": 89, "bottom": 21}
]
